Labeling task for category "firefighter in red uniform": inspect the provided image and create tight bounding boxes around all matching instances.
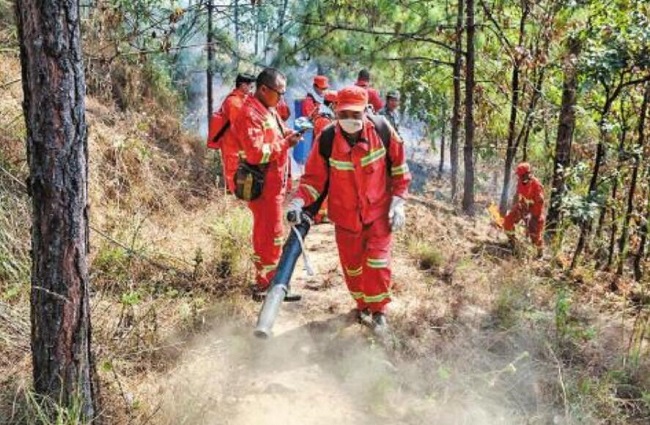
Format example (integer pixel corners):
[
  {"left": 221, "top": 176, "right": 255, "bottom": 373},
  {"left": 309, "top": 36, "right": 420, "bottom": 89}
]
[
  {"left": 312, "top": 90, "right": 337, "bottom": 137},
  {"left": 232, "top": 68, "right": 302, "bottom": 296},
  {"left": 287, "top": 86, "right": 411, "bottom": 333},
  {"left": 355, "top": 69, "right": 383, "bottom": 112},
  {"left": 207, "top": 73, "right": 256, "bottom": 193},
  {"left": 503, "top": 162, "right": 545, "bottom": 258},
  {"left": 301, "top": 75, "right": 329, "bottom": 118}
]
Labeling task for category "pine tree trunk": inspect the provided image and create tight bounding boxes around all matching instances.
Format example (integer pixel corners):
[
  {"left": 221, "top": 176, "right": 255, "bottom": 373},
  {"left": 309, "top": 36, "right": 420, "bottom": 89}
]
[
  {"left": 16, "top": 0, "right": 95, "bottom": 419},
  {"left": 571, "top": 89, "right": 618, "bottom": 269},
  {"left": 207, "top": 0, "right": 214, "bottom": 120},
  {"left": 498, "top": 3, "right": 528, "bottom": 215},
  {"left": 635, "top": 180, "right": 650, "bottom": 281},
  {"left": 617, "top": 83, "right": 649, "bottom": 275},
  {"left": 462, "top": 0, "right": 476, "bottom": 215},
  {"left": 450, "top": 0, "right": 464, "bottom": 201},
  {"left": 439, "top": 107, "right": 447, "bottom": 178},
  {"left": 605, "top": 127, "right": 627, "bottom": 270},
  {"left": 234, "top": 0, "right": 240, "bottom": 43},
  {"left": 546, "top": 37, "right": 580, "bottom": 238}
]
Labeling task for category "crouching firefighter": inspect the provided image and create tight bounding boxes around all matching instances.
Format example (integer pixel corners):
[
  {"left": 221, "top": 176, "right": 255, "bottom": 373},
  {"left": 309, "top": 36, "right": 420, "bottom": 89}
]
[
  {"left": 286, "top": 85, "right": 412, "bottom": 333},
  {"left": 503, "top": 162, "right": 545, "bottom": 258}
]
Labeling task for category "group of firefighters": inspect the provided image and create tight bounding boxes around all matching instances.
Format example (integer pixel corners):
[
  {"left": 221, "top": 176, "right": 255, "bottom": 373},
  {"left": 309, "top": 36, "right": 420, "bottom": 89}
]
[{"left": 207, "top": 67, "right": 545, "bottom": 333}]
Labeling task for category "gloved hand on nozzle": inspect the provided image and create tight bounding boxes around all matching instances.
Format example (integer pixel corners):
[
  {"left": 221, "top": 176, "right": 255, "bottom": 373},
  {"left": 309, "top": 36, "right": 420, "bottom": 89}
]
[{"left": 286, "top": 198, "right": 305, "bottom": 225}]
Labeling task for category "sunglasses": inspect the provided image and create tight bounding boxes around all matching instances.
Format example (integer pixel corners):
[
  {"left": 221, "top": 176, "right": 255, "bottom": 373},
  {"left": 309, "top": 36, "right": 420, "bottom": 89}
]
[{"left": 264, "top": 84, "right": 286, "bottom": 96}]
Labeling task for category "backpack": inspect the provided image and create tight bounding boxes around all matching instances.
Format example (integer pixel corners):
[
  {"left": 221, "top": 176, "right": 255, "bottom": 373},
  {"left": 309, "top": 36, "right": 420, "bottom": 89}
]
[
  {"left": 207, "top": 93, "right": 236, "bottom": 150},
  {"left": 304, "top": 114, "right": 391, "bottom": 216}
]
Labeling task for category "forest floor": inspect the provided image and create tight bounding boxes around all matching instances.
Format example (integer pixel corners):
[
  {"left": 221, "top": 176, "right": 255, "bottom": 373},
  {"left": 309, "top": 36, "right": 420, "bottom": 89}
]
[{"left": 2, "top": 53, "right": 650, "bottom": 424}]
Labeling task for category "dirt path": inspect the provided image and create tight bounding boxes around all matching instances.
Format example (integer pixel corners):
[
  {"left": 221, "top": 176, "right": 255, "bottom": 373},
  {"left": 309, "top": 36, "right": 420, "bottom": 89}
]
[
  {"left": 149, "top": 201, "right": 548, "bottom": 425},
  {"left": 154, "top": 223, "right": 428, "bottom": 425}
]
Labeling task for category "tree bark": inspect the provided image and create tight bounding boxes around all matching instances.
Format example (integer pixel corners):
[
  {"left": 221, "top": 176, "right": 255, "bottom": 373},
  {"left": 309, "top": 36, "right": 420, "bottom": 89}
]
[
  {"left": 450, "top": 0, "right": 463, "bottom": 201},
  {"left": 462, "top": 0, "right": 476, "bottom": 215},
  {"left": 439, "top": 105, "right": 447, "bottom": 178},
  {"left": 617, "top": 83, "right": 649, "bottom": 275},
  {"left": 234, "top": 0, "right": 241, "bottom": 43},
  {"left": 207, "top": 0, "right": 214, "bottom": 121},
  {"left": 571, "top": 86, "right": 619, "bottom": 269},
  {"left": 634, "top": 176, "right": 650, "bottom": 281},
  {"left": 16, "top": 0, "right": 95, "bottom": 419},
  {"left": 498, "top": 1, "right": 529, "bottom": 215},
  {"left": 546, "top": 37, "right": 580, "bottom": 238},
  {"left": 604, "top": 121, "right": 627, "bottom": 270}
]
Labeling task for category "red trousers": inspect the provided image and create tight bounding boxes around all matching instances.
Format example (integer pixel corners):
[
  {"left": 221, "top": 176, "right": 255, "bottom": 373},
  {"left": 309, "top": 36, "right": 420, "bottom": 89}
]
[
  {"left": 222, "top": 148, "right": 239, "bottom": 194},
  {"left": 335, "top": 217, "right": 392, "bottom": 313},
  {"left": 248, "top": 187, "right": 284, "bottom": 289},
  {"left": 503, "top": 204, "right": 545, "bottom": 247}
]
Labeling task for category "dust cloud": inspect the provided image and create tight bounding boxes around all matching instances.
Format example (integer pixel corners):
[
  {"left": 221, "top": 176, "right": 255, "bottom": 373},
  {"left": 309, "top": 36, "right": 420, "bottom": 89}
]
[{"left": 155, "top": 304, "right": 550, "bottom": 425}]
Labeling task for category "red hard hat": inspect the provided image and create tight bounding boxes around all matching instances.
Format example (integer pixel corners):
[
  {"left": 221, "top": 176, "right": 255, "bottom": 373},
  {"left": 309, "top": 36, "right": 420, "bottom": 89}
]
[
  {"left": 324, "top": 90, "right": 337, "bottom": 103},
  {"left": 515, "top": 162, "right": 532, "bottom": 177},
  {"left": 336, "top": 86, "right": 368, "bottom": 112},
  {"left": 313, "top": 75, "right": 329, "bottom": 90}
]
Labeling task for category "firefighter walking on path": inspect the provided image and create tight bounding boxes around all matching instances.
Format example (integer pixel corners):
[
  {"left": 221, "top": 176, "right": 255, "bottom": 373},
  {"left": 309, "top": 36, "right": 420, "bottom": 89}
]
[
  {"left": 207, "top": 73, "right": 256, "bottom": 193},
  {"left": 232, "top": 68, "right": 302, "bottom": 297},
  {"left": 503, "top": 162, "right": 546, "bottom": 258},
  {"left": 287, "top": 85, "right": 411, "bottom": 333}
]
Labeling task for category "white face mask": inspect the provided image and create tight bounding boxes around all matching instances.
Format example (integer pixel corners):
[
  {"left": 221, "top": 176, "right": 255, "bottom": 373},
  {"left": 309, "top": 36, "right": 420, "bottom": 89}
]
[{"left": 338, "top": 118, "right": 363, "bottom": 134}]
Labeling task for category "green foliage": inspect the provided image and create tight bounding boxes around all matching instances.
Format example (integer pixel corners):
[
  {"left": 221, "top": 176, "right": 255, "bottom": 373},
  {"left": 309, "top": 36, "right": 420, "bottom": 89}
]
[
  {"left": 555, "top": 286, "right": 596, "bottom": 346},
  {"left": 16, "top": 390, "right": 89, "bottom": 425},
  {"left": 407, "top": 239, "right": 443, "bottom": 272},
  {"left": 92, "top": 244, "right": 131, "bottom": 284},
  {"left": 210, "top": 206, "right": 252, "bottom": 279}
]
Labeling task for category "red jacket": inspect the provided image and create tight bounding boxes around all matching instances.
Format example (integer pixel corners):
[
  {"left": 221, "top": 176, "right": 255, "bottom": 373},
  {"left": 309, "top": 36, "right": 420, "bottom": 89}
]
[
  {"left": 514, "top": 177, "right": 544, "bottom": 218},
  {"left": 355, "top": 80, "right": 384, "bottom": 112},
  {"left": 296, "top": 118, "right": 411, "bottom": 232},
  {"left": 301, "top": 94, "right": 319, "bottom": 117},
  {"left": 232, "top": 96, "right": 291, "bottom": 193},
  {"left": 208, "top": 89, "right": 247, "bottom": 151},
  {"left": 313, "top": 114, "right": 333, "bottom": 139}
]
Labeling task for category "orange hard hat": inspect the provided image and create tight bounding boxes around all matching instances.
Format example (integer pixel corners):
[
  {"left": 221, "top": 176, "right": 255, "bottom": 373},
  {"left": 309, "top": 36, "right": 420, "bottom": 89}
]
[
  {"left": 515, "top": 162, "right": 532, "bottom": 177},
  {"left": 313, "top": 75, "right": 329, "bottom": 90},
  {"left": 336, "top": 86, "right": 368, "bottom": 112},
  {"left": 324, "top": 90, "right": 337, "bottom": 103}
]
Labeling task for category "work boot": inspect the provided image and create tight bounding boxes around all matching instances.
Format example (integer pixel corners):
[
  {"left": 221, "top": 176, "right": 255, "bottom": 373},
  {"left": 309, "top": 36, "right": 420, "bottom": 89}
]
[
  {"left": 250, "top": 285, "right": 268, "bottom": 302},
  {"left": 372, "top": 312, "right": 389, "bottom": 335},
  {"left": 250, "top": 284, "right": 302, "bottom": 302},
  {"left": 356, "top": 308, "right": 372, "bottom": 324}
]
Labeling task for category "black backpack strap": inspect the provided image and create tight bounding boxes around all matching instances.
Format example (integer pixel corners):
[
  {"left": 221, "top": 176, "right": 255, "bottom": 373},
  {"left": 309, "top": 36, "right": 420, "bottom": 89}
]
[
  {"left": 304, "top": 118, "right": 391, "bottom": 216},
  {"left": 211, "top": 121, "right": 230, "bottom": 144},
  {"left": 303, "top": 124, "right": 336, "bottom": 217},
  {"left": 211, "top": 92, "right": 240, "bottom": 145},
  {"left": 367, "top": 114, "right": 391, "bottom": 150},
  {"left": 318, "top": 123, "right": 336, "bottom": 161}
]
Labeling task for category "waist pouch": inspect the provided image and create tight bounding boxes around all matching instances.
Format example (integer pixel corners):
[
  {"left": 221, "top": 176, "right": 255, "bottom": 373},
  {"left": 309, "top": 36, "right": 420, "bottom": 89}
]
[{"left": 234, "top": 161, "right": 268, "bottom": 201}]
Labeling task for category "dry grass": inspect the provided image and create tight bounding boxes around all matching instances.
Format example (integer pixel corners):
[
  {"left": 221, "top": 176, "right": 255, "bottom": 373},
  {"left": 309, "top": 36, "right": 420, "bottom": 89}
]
[
  {"left": 2, "top": 41, "right": 650, "bottom": 424},
  {"left": 391, "top": 191, "right": 650, "bottom": 424},
  {"left": 0, "top": 48, "right": 256, "bottom": 423}
]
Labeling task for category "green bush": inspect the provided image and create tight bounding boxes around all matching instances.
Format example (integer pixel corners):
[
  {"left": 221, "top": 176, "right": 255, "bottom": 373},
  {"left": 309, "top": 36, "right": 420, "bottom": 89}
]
[{"left": 210, "top": 206, "right": 252, "bottom": 279}]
